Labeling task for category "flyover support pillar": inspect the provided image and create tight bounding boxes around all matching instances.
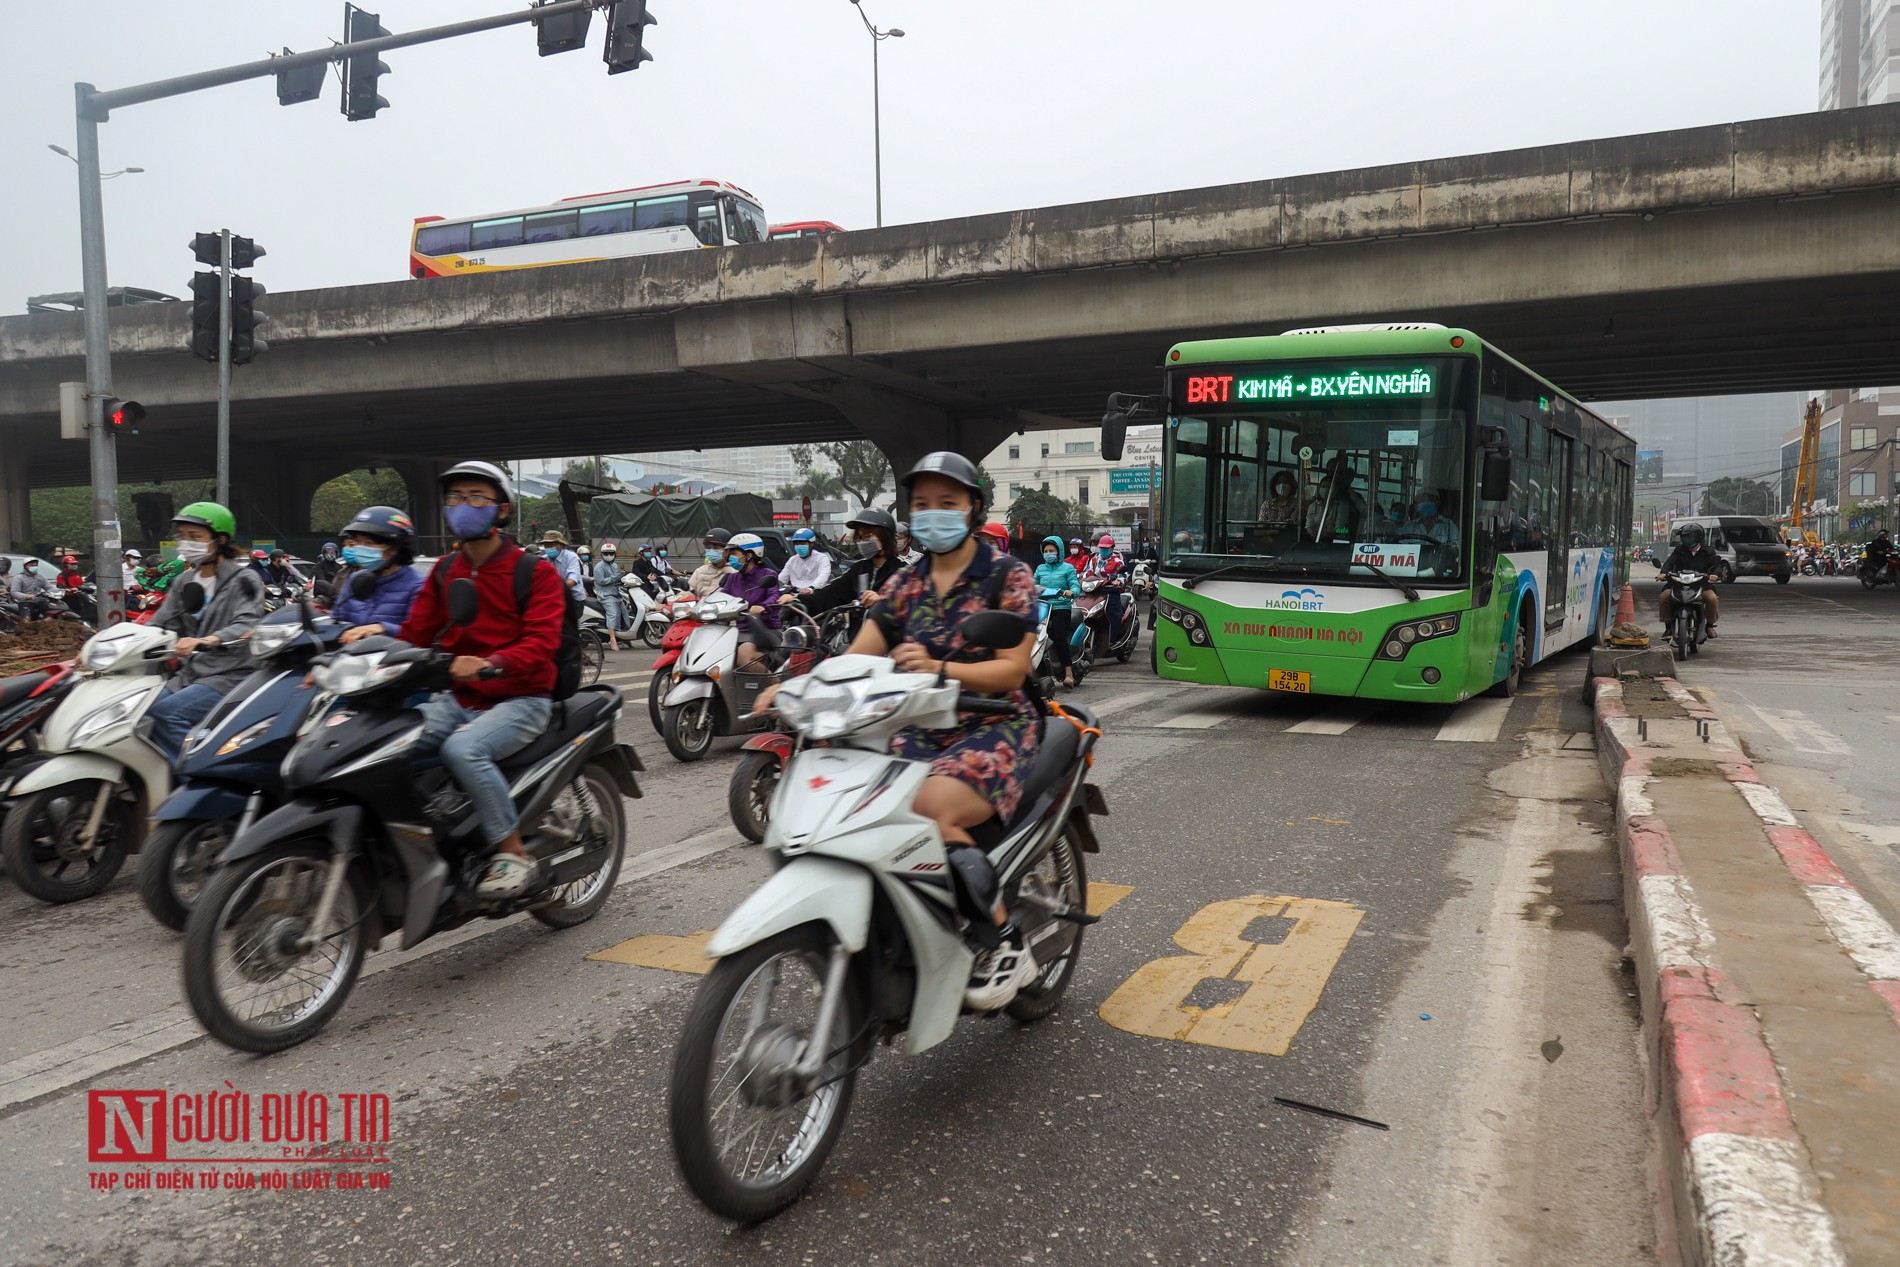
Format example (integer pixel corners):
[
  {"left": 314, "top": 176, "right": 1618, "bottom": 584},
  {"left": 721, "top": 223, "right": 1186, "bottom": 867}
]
[
  {"left": 0, "top": 443, "right": 30, "bottom": 551},
  {"left": 388, "top": 457, "right": 448, "bottom": 553},
  {"left": 826, "top": 382, "right": 1016, "bottom": 488}
]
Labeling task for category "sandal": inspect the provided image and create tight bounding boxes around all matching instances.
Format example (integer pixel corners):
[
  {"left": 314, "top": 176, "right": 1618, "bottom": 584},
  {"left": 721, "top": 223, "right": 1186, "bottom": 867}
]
[{"left": 477, "top": 852, "right": 537, "bottom": 898}]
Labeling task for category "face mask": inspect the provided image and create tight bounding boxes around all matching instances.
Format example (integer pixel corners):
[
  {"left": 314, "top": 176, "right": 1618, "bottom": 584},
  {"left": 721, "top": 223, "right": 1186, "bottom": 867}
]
[
  {"left": 444, "top": 502, "right": 499, "bottom": 542},
  {"left": 856, "top": 539, "right": 882, "bottom": 559},
  {"left": 24, "top": 565, "right": 36, "bottom": 574},
  {"left": 794, "top": 543, "right": 811, "bottom": 558},
  {"left": 1043, "top": 550, "right": 1059, "bottom": 563},
  {"left": 1417, "top": 502, "right": 1437, "bottom": 520},
  {"left": 909, "top": 509, "right": 971, "bottom": 554},
  {"left": 657, "top": 550, "right": 667, "bottom": 558},
  {"left": 177, "top": 541, "right": 211, "bottom": 565},
  {"left": 727, "top": 554, "right": 746, "bottom": 569},
  {"left": 1098, "top": 547, "right": 1112, "bottom": 558},
  {"left": 603, "top": 554, "right": 617, "bottom": 565},
  {"left": 705, "top": 549, "right": 724, "bottom": 565},
  {"left": 343, "top": 544, "right": 386, "bottom": 569}
]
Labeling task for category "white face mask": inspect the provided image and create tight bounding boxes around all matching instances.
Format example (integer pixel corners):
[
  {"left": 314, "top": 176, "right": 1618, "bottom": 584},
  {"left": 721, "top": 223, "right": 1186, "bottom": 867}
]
[{"left": 177, "top": 541, "right": 212, "bottom": 565}]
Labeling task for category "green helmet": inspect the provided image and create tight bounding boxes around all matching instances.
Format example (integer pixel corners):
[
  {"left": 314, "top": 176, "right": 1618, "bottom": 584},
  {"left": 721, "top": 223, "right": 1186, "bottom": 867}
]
[{"left": 174, "top": 501, "right": 235, "bottom": 538}]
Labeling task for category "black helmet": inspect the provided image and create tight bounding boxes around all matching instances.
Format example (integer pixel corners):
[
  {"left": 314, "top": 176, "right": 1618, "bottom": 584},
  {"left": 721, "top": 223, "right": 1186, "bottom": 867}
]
[
  {"left": 1680, "top": 523, "right": 1705, "bottom": 545},
  {"left": 899, "top": 452, "right": 986, "bottom": 511},
  {"left": 702, "top": 527, "right": 732, "bottom": 547},
  {"left": 344, "top": 505, "right": 418, "bottom": 552},
  {"left": 845, "top": 508, "right": 897, "bottom": 534}
]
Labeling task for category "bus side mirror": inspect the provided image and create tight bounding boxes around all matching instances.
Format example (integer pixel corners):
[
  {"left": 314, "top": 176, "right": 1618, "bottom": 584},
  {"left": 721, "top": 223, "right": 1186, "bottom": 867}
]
[
  {"left": 1101, "top": 410, "right": 1129, "bottom": 463},
  {"left": 1480, "top": 449, "right": 1512, "bottom": 502}
]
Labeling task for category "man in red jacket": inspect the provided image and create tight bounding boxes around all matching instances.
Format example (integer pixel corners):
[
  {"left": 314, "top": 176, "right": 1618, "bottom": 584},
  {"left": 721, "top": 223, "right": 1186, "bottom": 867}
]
[{"left": 341, "top": 460, "right": 564, "bottom": 898}]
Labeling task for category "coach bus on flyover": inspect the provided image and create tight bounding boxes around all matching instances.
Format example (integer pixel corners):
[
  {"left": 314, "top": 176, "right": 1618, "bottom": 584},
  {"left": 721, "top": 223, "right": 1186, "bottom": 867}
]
[
  {"left": 409, "top": 179, "right": 768, "bottom": 278},
  {"left": 1123, "top": 324, "right": 1634, "bottom": 701}
]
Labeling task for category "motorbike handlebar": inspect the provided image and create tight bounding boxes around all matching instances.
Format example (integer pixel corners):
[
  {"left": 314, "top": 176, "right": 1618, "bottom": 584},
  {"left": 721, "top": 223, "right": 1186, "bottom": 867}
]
[
  {"left": 957, "top": 694, "right": 1017, "bottom": 716},
  {"left": 477, "top": 665, "right": 504, "bottom": 680}
]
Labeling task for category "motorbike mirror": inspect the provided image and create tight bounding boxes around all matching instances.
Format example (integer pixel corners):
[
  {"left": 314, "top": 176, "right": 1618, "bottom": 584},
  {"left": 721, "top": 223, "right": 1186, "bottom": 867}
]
[
  {"left": 348, "top": 572, "right": 376, "bottom": 601},
  {"left": 959, "top": 610, "right": 1030, "bottom": 650},
  {"left": 176, "top": 581, "right": 207, "bottom": 615},
  {"left": 447, "top": 577, "right": 480, "bottom": 627},
  {"left": 1479, "top": 449, "right": 1512, "bottom": 503}
]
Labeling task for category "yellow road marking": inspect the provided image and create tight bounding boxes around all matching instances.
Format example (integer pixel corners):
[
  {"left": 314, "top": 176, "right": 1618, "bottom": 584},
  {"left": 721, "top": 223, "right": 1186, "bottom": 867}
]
[
  {"left": 590, "top": 881, "right": 1138, "bottom": 975},
  {"left": 1098, "top": 895, "right": 1364, "bottom": 1056}
]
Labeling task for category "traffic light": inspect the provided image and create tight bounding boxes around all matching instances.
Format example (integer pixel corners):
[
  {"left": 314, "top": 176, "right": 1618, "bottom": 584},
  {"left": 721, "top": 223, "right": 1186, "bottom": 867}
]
[
  {"left": 228, "top": 236, "right": 265, "bottom": 269},
  {"left": 190, "top": 232, "right": 223, "bottom": 266},
  {"left": 187, "top": 271, "right": 222, "bottom": 362},
  {"left": 603, "top": 0, "right": 656, "bottom": 73},
  {"left": 103, "top": 398, "right": 145, "bottom": 431},
  {"left": 534, "top": 0, "right": 592, "bottom": 55},
  {"left": 275, "top": 47, "right": 326, "bottom": 105},
  {"left": 342, "top": 5, "right": 391, "bottom": 121},
  {"left": 229, "top": 277, "right": 268, "bottom": 365}
]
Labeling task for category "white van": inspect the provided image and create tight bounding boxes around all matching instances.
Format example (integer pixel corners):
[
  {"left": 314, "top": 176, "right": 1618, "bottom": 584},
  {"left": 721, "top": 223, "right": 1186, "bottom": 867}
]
[{"left": 1667, "top": 516, "right": 1792, "bottom": 584}]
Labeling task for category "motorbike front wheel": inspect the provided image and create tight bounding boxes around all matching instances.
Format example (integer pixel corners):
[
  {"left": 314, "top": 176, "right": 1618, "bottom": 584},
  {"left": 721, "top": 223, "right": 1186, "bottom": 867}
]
[
  {"left": 670, "top": 926, "right": 864, "bottom": 1223},
  {"left": 137, "top": 817, "right": 235, "bottom": 931},
  {"left": 181, "top": 842, "right": 369, "bottom": 1053},
  {"left": 1674, "top": 612, "right": 1694, "bottom": 659},
  {"left": 727, "top": 750, "right": 780, "bottom": 844},
  {"left": 642, "top": 618, "right": 667, "bottom": 650},
  {"left": 662, "top": 697, "right": 718, "bottom": 762},
  {"left": 0, "top": 780, "right": 141, "bottom": 904}
]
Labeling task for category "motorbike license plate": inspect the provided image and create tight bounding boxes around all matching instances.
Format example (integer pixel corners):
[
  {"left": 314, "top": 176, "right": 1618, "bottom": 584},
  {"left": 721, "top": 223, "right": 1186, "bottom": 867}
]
[{"left": 1267, "top": 668, "right": 1310, "bottom": 693}]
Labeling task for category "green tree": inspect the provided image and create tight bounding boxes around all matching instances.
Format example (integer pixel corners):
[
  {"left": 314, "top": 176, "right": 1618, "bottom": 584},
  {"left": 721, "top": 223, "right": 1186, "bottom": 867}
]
[
  {"left": 352, "top": 467, "right": 412, "bottom": 510},
  {"left": 1698, "top": 477, "right": 1777, "bottom": 516},
  {"left": 773, "top": 469, "right": 844, "bottom": 502},
  {"left": 26, "top": 477, "right": 215, "bottom": 555},
  {"left": 792, "top": 442, "right": 891, "bottom": 510},
  {"left": 309, "top": 474, "right": 367, "bottom": 536},
  {"left": 1006, "top": 488, "right": 1090, "bottom": 535}
]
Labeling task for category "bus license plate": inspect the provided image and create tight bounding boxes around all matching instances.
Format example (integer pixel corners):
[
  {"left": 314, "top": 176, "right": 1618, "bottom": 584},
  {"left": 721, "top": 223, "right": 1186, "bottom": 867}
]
[{"left": 1268, "top": 669, "right": 1310, "bottom": 693}]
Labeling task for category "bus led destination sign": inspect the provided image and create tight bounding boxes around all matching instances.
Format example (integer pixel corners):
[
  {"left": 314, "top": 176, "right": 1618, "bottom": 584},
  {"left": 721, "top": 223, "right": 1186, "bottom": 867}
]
[{"left": 1181, "top": 367, "right": 1436, "bottom": 406}]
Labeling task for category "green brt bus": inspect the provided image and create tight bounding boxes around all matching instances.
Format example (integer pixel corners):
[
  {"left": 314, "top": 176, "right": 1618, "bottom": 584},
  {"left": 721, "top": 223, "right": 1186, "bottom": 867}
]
[{"left": 1141, "top": 324, "right": 1635, "bottom": 701}]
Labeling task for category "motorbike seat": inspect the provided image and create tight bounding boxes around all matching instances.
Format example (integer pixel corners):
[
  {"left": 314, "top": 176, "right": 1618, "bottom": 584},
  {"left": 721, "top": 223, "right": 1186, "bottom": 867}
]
[
  {"left": 495, "top": 686, "right": 620, "bottom": 776},
  {"left": 0, "top": 670, "right": 50, "bottom": 710},
  {"left": 1004, "top": 703, "right": 1097, "bottom": 829}
]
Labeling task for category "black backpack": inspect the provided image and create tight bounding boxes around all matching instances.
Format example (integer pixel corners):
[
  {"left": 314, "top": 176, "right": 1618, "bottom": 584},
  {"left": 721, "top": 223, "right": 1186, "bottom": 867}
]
[{"left": 431, "top": 552, "right": 585, "bottom": 701}]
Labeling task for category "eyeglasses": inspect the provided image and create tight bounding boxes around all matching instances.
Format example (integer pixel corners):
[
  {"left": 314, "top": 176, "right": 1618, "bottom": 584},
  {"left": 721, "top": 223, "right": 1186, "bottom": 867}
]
[{"left": 442, "top": 492, "right": 499, "bottom": 507}]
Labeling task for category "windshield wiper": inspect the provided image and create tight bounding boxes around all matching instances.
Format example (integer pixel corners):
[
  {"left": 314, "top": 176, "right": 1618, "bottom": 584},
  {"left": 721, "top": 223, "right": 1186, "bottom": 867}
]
[
  {"left": 1357, "top": 560, "right": 1420, "bottom": 603},
  {"left": 1181, "top": 562, "right": 1269, "bottom": 590}
]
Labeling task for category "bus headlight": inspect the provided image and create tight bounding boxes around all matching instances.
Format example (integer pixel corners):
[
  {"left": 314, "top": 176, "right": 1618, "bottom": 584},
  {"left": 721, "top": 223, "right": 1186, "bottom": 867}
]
[
  {"left": 1155, "top": 597, "right": 1206, "bottom": 637},
  {"left": 1375, "top": 613, "right": 1460, "bottom": 661}
]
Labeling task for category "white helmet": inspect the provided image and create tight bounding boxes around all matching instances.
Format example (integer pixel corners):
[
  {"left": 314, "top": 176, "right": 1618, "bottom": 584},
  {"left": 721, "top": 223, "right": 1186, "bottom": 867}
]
[
  {"left": 123, "top": 548, "right": 142, "bottom": 560},
  {"left": 438, "top": 460, "right": 517, "bottom": 526},
  {"left": 727, "top": 532, "right": 766, "bottom": 558}
]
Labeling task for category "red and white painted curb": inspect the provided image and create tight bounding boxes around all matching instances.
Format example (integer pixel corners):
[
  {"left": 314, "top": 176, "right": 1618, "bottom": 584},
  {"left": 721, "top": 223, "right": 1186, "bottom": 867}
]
[{"left": 1594, "top": 677, "right": 1847, "bottom": 1267}]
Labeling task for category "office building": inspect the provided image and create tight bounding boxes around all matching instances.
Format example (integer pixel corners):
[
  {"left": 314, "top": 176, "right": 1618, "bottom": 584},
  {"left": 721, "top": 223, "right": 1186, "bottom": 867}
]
[{"left": 982, "top": 426, "right": 1164, "bottom": 529}]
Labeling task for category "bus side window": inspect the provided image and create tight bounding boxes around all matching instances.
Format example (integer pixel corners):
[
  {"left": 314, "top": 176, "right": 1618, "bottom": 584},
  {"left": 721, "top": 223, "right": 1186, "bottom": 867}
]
[{"left": 692, "top": 201, "right": 722, "bottom": 246}]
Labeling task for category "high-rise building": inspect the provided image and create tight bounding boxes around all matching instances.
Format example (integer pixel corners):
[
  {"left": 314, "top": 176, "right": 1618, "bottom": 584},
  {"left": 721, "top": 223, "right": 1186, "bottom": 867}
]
[
  {"left": 1594, "top": 392, "right": 1807, "bottom": 502},
  {"left": 1822, "top": 0, "right": 1867, "bottom": 108}
]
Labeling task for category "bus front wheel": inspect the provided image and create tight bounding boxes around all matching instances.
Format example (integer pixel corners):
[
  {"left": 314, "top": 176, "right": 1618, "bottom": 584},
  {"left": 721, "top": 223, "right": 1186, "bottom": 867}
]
[{"left": 1488, "top": 619, "right": 1529, "bottom": 698}]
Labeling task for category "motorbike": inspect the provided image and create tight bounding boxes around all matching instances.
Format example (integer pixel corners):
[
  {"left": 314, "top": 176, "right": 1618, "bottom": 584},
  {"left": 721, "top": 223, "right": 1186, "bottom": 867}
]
[
  {"left": 1855, "top": 551, "right": 1900, "bottom": 590},
  {"left": 1030, "top": 587, "right": 1087, "bottom": 696},
  {"left": 180, "top": 575, "right": 643, "bottom": 1053},
  {"left": 1663, "top": 571, "right": 1713, "bottom": 659},
  {"left": 659, "top": 592, "right": 788, "bottom": 762},
  {"left": 0, "top": 617, "right": 181, "bottom": 903},
  {"left": 136, "top": 604, "right": 347, "bottom": 931},
  {"left": 1130, "top": 559, "right": 1157, "bottom": 601},
  {"left": 668, "top": 611, "right": 1108, "bottom": 1222},
  {"left": 648, "top": 591, "right": 703, "bottom": 734},
  {"left": 0, "top": 660, "right": 83, "bottom": 837},
  {"left": 622, "top": 573, "right": 681, "bottom": 649},
  {"left": 725, "top": 605, "right": 828, "bottom": 843},
  {"left": 1074, "top": 574, "right": 1139, "bottom": 665}
]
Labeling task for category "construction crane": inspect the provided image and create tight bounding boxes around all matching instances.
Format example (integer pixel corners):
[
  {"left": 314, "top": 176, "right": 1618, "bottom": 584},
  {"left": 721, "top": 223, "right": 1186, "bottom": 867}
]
[{"left": 1788, "top": 399, "right": 1822, "bottom": 547}]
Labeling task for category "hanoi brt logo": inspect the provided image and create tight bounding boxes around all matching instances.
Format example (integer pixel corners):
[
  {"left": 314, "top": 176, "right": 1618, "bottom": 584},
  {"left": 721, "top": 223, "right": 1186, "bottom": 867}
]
[{"left": 1265, "top": 588, "right": 1324, "bottom": 611}]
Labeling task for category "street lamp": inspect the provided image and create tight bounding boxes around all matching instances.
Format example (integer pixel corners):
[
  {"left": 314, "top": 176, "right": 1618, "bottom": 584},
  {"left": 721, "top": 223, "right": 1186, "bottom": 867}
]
[
  {"left": 48, "top": 143, "right": 144, "bottom": 179},
  {"left": 847, "top": 0, "right": 903, "bottom": 228}
]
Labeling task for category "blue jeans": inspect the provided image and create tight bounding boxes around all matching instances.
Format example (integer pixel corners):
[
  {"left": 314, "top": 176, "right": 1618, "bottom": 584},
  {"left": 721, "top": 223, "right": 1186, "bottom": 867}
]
[
  {"left": 412, "top": 694, "right": 554, "bottom": 847},
  {"left": 149, "top": 682, "right": 223, "bottom": 761}
]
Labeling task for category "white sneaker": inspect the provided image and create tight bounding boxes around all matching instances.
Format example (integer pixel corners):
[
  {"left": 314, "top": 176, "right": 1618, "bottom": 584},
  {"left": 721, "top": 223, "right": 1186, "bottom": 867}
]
[{"left": 964, "top": 936, "right": 1041, "bottom": 1011}]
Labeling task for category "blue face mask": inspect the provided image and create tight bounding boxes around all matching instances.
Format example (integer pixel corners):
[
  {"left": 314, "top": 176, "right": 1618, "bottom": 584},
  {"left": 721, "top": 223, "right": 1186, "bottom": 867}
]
[
  {"left": 1098, "top": 547, "right": 1113, "bottom": 558},
  {"left": 1417, "top": 502, "right": 1437, "bottom": 520},
  {"left": 1043, "top": 550, "right": 1059, "bottom": 563},
  {"left": 444, "top": 502, "right": 499, "bottom": 542},
  {"left": 342, "top": 544, "right": 385, "bottom": 569},
  {"left": 909, "top": 508, "right": 970, "bottom": 554},
  {"left": 705, "top": 549, "right": 724, "bottom": 565},
  {"left": 794, "top": 543, "right": 811, "bottom": 558},
  {"left": 657, "top": 549, "right": 667, "bottom": 558},
  {"left": 728, "top": 554, "right": 745, "bottom": 569}
]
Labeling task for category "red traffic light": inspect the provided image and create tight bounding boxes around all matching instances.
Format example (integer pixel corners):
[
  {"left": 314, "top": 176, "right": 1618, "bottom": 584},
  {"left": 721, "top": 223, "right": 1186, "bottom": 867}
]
[{"left": 104, "top": 398, "right": 145, "bottom": 429}]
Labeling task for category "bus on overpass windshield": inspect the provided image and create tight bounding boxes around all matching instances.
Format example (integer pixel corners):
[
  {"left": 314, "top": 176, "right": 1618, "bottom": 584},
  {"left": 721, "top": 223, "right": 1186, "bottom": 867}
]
[
  {"left": 409, "top": 179, "right": 767, "bottom": 278},
  {"left": 1146, "top": 324, "right": 1634, "bottom": 701}
]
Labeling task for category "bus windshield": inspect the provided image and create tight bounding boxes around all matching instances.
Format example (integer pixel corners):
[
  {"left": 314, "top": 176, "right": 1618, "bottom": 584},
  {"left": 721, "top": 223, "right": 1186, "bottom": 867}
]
[{"left": 1162, "top": 357, "right": 1474, "bottom": 585}]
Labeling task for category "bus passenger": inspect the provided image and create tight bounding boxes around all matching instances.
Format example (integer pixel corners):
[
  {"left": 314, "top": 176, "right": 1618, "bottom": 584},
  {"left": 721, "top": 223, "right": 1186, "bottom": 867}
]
[
  {"left": 1256, "top": 471, "right": 1303, "bottom": 543},
  {"left": 1400, "top": 499, "right": 1458, "bottom": 546}
]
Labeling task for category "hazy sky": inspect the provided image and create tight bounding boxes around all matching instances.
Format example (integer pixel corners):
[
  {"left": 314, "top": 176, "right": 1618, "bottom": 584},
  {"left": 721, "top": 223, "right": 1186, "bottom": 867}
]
[{"left": 2, "top": 1, "right": 1818, "bottom": 309}]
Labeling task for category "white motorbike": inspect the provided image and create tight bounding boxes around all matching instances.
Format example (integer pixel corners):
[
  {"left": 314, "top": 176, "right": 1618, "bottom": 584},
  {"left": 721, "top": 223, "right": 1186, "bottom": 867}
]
[
  {"left": 667, "top": 611, "right": 1109, "bottom": 1222},
  {"left": 0, "top": 620, "right": 178, "bottom": 903},
  {"left": 658, "top": 591, "right": 779, "bottom": 761},
  {"left": 622, "top": 573, "right": 679, "bottom": 649}
]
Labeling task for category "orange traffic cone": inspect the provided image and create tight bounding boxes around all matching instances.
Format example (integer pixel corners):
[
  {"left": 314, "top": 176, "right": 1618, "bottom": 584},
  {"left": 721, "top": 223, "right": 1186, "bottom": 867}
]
[
  {"left": 1607, "top": 581, "right": 1649, "bottom": 648},
  {"left": 1614, "top": 582, "right": 1636, "bottom": 627}
]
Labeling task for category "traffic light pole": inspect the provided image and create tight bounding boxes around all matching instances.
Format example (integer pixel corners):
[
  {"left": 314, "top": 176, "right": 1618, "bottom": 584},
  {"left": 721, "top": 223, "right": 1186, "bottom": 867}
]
[
  {"left": 68, "top": 0, "right": 605, "bottom": 625},
  {"left": 74, "top": 86, "right": 126, "bottom": 625},
  {"left": 217, "top": 230, "right": 233, "bottom": 507}
]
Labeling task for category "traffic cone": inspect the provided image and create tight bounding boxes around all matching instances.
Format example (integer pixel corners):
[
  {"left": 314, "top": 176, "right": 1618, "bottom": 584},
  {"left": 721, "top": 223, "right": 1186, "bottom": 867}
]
[
  {"left": 1607, "top": 581, "right": 1649, "bottom": 648},
  {"left": 1614, "top": 582, "right": 1636, "bottom": 627}
]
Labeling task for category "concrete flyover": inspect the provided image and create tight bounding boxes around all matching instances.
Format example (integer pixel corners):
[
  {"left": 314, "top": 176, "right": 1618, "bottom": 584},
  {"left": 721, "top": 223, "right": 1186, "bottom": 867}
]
[{"left": 3, "top": 100, "right": 1900, "bottom": 534}]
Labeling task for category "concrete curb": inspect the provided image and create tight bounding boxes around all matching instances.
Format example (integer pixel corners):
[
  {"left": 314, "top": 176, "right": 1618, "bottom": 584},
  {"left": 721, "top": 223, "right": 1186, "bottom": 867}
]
[{"left": 1593, "top": 677, "right": 1848, "bottom": 1267}]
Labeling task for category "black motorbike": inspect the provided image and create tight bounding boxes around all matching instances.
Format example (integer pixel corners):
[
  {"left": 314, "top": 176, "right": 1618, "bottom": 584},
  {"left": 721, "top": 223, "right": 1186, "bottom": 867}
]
[
  {"left": 1663, "top": 570, "right": 1712, "bottom": 659},
  {"left": 181, "top": 576, "right": 643, "bottom": 1053}
]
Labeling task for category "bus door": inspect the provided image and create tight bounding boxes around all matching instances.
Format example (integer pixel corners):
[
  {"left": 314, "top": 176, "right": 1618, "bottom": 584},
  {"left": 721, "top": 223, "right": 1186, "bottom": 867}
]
[{"left": 1545, "top": 429, "right": 1572, "bottom": 629}]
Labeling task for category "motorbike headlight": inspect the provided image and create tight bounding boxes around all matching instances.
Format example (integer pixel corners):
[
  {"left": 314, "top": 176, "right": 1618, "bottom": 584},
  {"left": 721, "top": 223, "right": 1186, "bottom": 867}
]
[
  {"left": 313, "top": 653, "right": 406, "bottom": 697},
  {"left": 81, "top": 630, "right": 139, "bottom": 671},
  {"left": 777, "top": 679, "right": 857, "bottom": 738},
  {"left": 215, "top": 718, "right": 274, "bottom": 757},
  {"left": 70, "top": 695, "right": 142, "bottom": 747},
  {"left": 249, "top": 623, "right": 303, "bottom": 659}
]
